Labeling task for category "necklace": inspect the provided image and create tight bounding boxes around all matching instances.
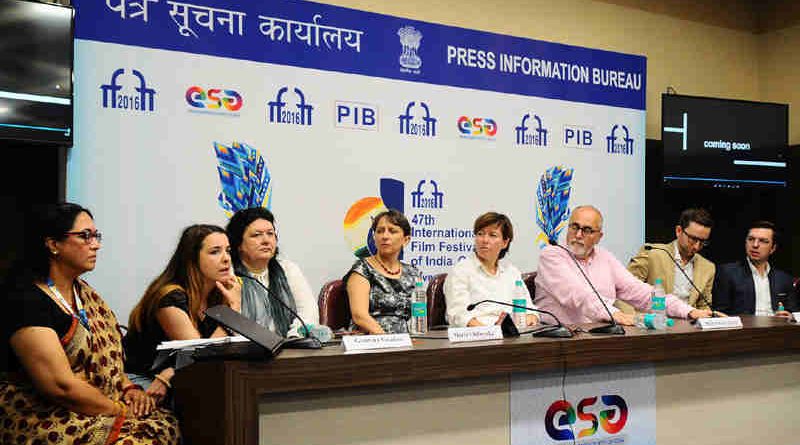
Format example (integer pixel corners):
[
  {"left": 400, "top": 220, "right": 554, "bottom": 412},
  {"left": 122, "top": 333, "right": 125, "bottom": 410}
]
[{"left": 373, "top": 255, "right": 401, "bottom": 275}]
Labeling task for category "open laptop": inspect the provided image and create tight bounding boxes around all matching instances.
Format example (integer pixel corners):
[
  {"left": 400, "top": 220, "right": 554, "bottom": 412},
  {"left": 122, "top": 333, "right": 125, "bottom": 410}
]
[{"left": 194, "top": 305, "right": 321, "bottom": 361}]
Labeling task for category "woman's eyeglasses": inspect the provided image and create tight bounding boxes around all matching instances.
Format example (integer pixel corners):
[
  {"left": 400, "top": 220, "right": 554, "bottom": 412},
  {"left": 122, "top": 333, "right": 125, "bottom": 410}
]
[{"left": 65, "top": 229, "right": 103, "bottom": 244}]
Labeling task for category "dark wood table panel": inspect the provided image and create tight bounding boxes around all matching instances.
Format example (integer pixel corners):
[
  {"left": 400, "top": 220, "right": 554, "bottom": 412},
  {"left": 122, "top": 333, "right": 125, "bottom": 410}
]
[{"left": 173, "top": 316, "right": 800, "bottom": 445}]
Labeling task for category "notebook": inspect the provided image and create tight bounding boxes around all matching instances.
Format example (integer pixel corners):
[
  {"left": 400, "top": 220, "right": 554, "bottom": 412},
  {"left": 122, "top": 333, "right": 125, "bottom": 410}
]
[{"left": 194, "top": 305, "right": 321, "bottom": 361}]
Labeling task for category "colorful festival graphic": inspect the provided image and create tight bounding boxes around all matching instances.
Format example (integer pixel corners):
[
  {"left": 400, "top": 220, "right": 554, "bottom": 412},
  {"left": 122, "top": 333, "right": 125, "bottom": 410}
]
[
  {"left": 213, "top": 141, "right": 272, "bottom": 217},
  {"left": 343, "top": 178, "right": 405, "bottom": 258},
  {"left": 535, "top": 165, "right": 574, "bottom": 248}
]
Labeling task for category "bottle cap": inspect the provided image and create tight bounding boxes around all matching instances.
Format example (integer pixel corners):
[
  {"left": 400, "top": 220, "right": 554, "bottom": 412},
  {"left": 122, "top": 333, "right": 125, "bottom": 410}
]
[
  {"left": 654, "top": 278, "right": 663, "bottom": 285},
  {"left": 666, "top": 318, "right": 675, "bottom": 327}
]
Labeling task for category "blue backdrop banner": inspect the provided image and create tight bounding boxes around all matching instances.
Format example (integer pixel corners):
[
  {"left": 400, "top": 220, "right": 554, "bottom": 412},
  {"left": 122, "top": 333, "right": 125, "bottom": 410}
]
[{"left": 77, "top": 0, "right": 646, "bottom": 109}]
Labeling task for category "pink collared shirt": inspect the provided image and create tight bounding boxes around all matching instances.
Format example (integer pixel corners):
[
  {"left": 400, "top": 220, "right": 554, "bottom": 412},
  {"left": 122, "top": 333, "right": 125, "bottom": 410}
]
[{"left": 534, "top": 245, "right": 694, "bottom": 325}]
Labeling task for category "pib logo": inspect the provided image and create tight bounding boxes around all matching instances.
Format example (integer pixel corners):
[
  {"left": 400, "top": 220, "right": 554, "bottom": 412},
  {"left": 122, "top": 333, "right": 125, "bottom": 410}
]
[{"left": 544, "top": 395, "right": 628, "bottom": 441}]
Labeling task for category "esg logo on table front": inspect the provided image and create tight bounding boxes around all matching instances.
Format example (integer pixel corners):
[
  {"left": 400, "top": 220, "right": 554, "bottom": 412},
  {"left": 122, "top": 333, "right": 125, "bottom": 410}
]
[
  {"left": 100, "top": 68, "right": 156, "bottom": 112},
  {"left": 185, "top": 86, "right": 242, "bottom": 112},
  {"left": 545, "top": 395, "right": 628, "bottom": 441}
]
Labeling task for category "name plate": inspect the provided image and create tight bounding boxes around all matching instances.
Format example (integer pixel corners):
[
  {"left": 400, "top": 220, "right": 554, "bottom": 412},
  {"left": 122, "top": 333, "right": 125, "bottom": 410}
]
[
  {"left": 447, "top": 326, "right": 503, "bottom": 343},
  {"left": 342, "top": 333, "right": 412, "bottom": 351},
  {"left": 792, "top": 312, "right": 800, "bottom": 323},
  {"left": 696, "top": 316, "right": 743, "bottom": 330}
]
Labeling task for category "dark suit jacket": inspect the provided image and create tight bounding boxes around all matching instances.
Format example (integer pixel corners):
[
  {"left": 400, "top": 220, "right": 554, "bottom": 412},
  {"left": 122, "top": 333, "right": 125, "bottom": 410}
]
[{"left": 712, "top": 260, "right": 798, "bottom": 315}]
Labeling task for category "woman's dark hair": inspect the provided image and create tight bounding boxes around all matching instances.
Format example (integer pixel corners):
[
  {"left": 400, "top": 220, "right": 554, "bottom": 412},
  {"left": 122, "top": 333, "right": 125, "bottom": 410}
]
[
  {"left": 225, "top": 207, "right": 297, "bottom": 335},
  {"left": 370, "top": 209, "right": 411, "bottom": 236},
  {"left": 16, "top": 202, "right": 93, "bottom": 283},
  {"left": 473, "top": 211, "right": 514, "bottom": 259},
  {"left": 226, "top": 207, "right": 278, "bottom": 267},
  {"left": 128, "top": 224, "right": 226, "bottom": 333}
]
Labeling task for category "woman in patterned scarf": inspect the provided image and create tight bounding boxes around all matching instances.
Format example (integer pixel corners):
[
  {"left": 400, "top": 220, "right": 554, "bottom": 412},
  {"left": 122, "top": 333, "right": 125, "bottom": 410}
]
[
  {"left": 225, "top": 207, "right": 319, "bottom": 337},
  {"left": 0, "top": 203, "right": 179, "bottom": 444}
]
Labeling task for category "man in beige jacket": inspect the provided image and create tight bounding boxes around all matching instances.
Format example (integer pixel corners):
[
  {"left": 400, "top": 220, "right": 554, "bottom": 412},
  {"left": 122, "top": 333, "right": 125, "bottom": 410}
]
[{"left": 618, "top": 208, "right": 716, "bottom": 313}]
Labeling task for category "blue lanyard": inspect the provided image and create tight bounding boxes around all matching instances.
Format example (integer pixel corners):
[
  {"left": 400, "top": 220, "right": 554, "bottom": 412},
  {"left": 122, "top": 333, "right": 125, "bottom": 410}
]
[{"left": 46, "top": 279, "right": 91, "bottom": 334}]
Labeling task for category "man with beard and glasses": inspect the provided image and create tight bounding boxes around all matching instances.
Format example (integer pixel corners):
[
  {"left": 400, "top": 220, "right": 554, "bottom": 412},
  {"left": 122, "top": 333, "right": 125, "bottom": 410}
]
[{"left": 534, "top": 205, "right": 713, "bottom": 326}]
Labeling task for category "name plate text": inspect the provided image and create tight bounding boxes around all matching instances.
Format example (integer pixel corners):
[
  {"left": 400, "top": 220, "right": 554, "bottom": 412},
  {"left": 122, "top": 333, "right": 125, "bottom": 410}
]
[
  {"left": 696, "top": 316, "right": 743, "bottom": 330},
  {"left": 343, "top": 333, "right": 412, "bottom": 351},
  {"left": 447, "top": 326, "right": 503, "bottom": 343}
]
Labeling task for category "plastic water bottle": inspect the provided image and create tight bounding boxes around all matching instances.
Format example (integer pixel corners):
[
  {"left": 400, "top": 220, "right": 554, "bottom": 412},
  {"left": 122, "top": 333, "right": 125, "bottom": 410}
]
[
  {"left": 410, "top": 280, "right": 428, "bottom": 334},
  {"left": 636, "top": 278, "right": 672, "bottom": 330},
  {"left": 634, "top": 313, "right": 674, "bottom": 330},
  {"left": 298, "top": 324, "right": 334, "bottom": 343},
  {"left": 512, "top": 280, "right": 528, "bottom": 329},
  {"left": 651, "top": 278, "right": 667, "bottom": 326}
]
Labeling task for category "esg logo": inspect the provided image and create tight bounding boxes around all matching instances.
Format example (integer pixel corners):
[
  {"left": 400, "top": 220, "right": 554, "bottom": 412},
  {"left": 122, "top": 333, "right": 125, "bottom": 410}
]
[
  {"left": 545, "top": 395, "right": 628, "bottom": 441},
  {"left": 457, "top": 116, "right": 497, "bottom": 137},
  {"left": 186, "top": 86, "right": 242, "bottom": 111}
]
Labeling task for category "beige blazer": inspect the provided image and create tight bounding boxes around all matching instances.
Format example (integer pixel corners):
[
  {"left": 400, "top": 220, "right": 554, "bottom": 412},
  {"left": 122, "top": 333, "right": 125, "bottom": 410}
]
[{"left": 617, "top": 240, "right": 715, "bottom": 313}]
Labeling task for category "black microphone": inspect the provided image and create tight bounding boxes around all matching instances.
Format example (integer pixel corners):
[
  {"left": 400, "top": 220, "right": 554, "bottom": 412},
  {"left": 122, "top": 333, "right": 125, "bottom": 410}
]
[
  {"left": 643, "top": 245, "right": 717, "bottom": 317},
  {"left": 467, "top": 299, "right": 573, "bottom": 338},
  {"left": 237, "top": 274, "right": 322, "bottom": 349},
  {"left": 548, "top": 239, "right": 625, "bottom": 334}
]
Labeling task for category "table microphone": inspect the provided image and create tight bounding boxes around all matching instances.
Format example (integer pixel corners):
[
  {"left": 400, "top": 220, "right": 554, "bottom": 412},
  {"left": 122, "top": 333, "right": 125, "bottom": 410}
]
[
  {"left": 643, "top": 245, "right": 718, "bottom": 318},
  {"left": 237, "top": 274, "right": 323, "bottom": 348},
  {"left": 466, "top": 299, "right": 574, "bottom": 338},
  {"left": 548, "top": 239, "right": 625, "bottom": 335}
]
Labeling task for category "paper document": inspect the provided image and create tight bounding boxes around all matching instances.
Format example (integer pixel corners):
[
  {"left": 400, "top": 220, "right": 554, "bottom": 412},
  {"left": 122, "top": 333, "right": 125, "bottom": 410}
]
[{"left": 156, "top": 335, "right": 250, "bottom": 350}]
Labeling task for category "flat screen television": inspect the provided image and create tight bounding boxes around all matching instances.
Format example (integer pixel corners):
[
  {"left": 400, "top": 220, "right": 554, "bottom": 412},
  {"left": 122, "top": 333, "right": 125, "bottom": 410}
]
[
  {"left": 0, "top": 0, "right": 74, "bottom": 145},
  {"left": 661, "top": 94, "right": 788, "bottom": 189}
]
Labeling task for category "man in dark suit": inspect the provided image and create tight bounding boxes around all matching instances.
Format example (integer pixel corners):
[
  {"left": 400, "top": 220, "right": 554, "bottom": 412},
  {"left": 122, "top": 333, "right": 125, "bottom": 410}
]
[{"left": 713, "top": 221, "right": 797, "bottom": 317}]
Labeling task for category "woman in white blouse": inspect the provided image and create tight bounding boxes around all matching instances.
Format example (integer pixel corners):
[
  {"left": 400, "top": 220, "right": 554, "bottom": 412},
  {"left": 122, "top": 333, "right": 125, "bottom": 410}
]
[
  {"left": 444, "top": 212, "right": 539, "bottom": 327},
  {"left": 226, "top": 207, "right": 319, "bottom": 337}
]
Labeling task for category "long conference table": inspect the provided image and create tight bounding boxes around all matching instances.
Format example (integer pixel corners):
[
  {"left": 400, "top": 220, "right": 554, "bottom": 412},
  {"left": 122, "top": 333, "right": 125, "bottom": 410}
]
[{"left": 173, "top": 316, "right": 800, "bottom": 445}]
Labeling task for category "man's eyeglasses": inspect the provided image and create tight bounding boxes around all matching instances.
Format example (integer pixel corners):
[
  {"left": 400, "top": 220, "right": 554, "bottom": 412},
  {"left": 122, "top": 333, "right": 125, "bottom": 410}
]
[
  {"left": 567, "top": 223, "right": 601, "bottom": 236},
  {"left": 65, "top": 229, "right": 103, "bottom": 244},
  {"left": 683, "top": 232, "right": 709, "bottom": 247}
]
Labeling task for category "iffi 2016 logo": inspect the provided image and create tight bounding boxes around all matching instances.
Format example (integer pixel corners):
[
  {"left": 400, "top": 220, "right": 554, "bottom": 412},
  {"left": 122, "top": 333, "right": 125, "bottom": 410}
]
[
  {"left": 398, "top": 26, "right": 422, "bottom": 75},
  {"left": 186, "top": 86, "right": 243, "bottom": 113},
  {"left": 458, "top": 116, "right": 497, "bottom": 140},
  {"left": 410, "top": 180, "right": 443, "bottom": 209},
  {"left": 545, "top": 395, "right": 628, "bottom": 441},
  {"left": 268, "top": 87, "right": 313, "bottom": 126},
  {"left": 399, "top": 101, "right": 437, "bottom": 138},
  {"left": 606, "top": 124, "right": 634, "bottom": 155},
  {"left": 100, "top": 68, "right": 156, "bottom": 112},
  {"left": 515, "top": 113, "right": 548, "bottom": 147}
]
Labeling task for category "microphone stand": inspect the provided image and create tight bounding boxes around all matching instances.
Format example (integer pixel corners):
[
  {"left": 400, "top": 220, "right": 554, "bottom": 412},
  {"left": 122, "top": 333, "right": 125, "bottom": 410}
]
[
  {"left": 238, "top": 274, "right": 322, "bottom": 349},
  {"left": 548, "top": 240, "right": 625, "bottom": 335},
  {"left": 643, "top": 245, "right": 718, "bottom": 318},
  {"left": 467, "top": 299, "right": 573, "bottom": 338}
]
